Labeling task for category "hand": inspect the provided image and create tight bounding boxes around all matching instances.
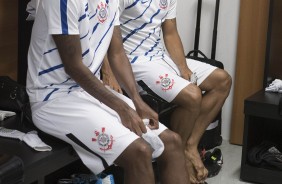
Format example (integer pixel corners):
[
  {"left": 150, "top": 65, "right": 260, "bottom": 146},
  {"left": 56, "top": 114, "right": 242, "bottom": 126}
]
[
  {"left": 180, "top": 67, "right": 193, "bottom": 81},
  {"left": 180, "top": 67, "right": 197, "bottom": 84},
  {"left": 117, "top": 104, "right": 147, "bottom": 136},
  {"left": 102, "top": 72, "right": 123, "bottom": 94},
  {"left": 134, "top": 99, "right": 159, "bottom": 130}
]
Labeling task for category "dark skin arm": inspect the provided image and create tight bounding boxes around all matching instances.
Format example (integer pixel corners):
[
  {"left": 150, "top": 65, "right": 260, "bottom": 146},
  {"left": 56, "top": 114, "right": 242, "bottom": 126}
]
[
  {"left": 107, "top": 26, "right": 159, "bottom": 130},
  {"left": 162, "top": 18, "right": 193, "bottom": 80},
  {"left": 101, "top": 54, "right": 123, "bottom": 94},
  {"left": 52, "top": 34, "right": 149, "bottom": 136}
]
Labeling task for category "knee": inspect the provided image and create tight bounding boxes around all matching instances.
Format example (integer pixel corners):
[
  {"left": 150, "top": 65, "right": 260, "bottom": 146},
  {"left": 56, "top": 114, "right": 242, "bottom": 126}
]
[
  {"left": 177, "top": 85, "right": 202, "bottom": 109},
  {"left": 132, "top": 141, "right": 152, "bottom": 161},
  {"left": 116, "top": 138, "right": 152, "bottom": 168},
  {"left": 160, "top": 130, "right": 183, "bottom": 150},
  {"left": 132, "top": 139, "right": 153, "bottom": 161},
  {"left": 215, "top": 69, "right": 232, "bottom": 93}
]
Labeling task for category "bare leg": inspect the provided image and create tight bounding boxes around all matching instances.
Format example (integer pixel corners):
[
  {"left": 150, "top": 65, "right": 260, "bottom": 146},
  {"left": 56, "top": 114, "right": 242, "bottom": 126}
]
[
  {"left": 114, "top": 138, "right": 155, "bottom": 184},
  {"left": 170, "top": 84, "right": 202, "bottom": 144},
  {"left": 170, "top": 84, "right": 202, "bottom": 183},
  {"left": 157, "top": 129, "right": 190, "bottom": 184},
  {"left": 186, "top": 69, "right": 232, "bottom": 182}
]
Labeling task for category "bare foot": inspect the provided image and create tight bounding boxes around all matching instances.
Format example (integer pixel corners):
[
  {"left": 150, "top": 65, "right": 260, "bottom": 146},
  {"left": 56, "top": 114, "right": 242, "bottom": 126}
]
[
  {"left": 185, "top": 148, "right": 208, "bottom": 183},
  {"left": 185, "top": 158, "right": 199, "bottom": 183}
]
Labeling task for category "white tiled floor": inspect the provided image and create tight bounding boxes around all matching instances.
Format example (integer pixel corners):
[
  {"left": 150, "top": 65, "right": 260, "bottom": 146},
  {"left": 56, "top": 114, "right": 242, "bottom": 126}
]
[{"left": 206, "top": 140, "right": 254, "bottom": 184}]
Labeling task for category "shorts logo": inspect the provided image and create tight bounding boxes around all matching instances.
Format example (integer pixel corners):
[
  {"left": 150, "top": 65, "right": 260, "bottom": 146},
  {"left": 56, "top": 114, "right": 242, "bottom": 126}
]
[
  {"left": 92, "top": 127, "right": 114, "bottom": 151},
  {"left": 156, "top": 74, "right": 175, "bottom": 91},
  {"left": 159, "top": 0, "right": 168, "bottom": 9},
  {"left": 97, "top": 2, "right": 109, "bottom": 24}
]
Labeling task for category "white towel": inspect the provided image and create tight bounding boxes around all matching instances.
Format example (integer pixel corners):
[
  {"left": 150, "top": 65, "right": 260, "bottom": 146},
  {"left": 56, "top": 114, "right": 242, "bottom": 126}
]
[
  {"left": 0, "top": 110, "right": 16, "bottom": 121},
  {"left": 141, "top": 119, "right": 164, "bottom": 158},
  {"left": 265, "top": 79, "right": 282, "bottom": 93},
  {"left": 0, "top": 127, "right": 52, "bottom": 152}
]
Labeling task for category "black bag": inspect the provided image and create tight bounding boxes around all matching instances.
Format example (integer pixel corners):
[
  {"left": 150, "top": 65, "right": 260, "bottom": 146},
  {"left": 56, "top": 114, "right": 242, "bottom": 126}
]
[
  {"left": 186, "top": 0, "right": 223, "bottom": 150},
  {"left": 0, "top": 76, "right": 32, "bottom": 126},
  {"left": 0, "top": 154, "right": 24, "bottom": 184}
]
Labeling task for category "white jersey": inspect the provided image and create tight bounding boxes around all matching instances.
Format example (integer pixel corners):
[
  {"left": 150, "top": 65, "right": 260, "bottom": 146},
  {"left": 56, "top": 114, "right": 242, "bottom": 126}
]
[
  {"left": 119, "top": 0, "right": 177, "bottom": 63},
  {"left": 26, "top": 0, "right": 119, "bottom": 102}
]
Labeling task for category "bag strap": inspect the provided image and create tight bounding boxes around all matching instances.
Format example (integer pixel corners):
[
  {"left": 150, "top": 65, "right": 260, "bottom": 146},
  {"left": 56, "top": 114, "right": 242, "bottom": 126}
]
[
  {"left": 193, "top": 0, "right": 202, "bottom": 57},
  {"left": 193, "top": 0, "right": 220, "bottom": 59},
  {"left": 187, "top": 50, "right": 208, "bottom": 59},
  {"left": 211, "top": 0, "right": 220, "bottom": 59}
]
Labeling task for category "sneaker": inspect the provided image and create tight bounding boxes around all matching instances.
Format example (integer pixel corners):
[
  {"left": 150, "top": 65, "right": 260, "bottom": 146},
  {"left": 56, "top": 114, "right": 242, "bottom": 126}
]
[
  {"left": 96, "top": 173, "right": 115, "bottom": 184},
  {"left": 203, "top": 148, "right": 223, "bottom": 178}
]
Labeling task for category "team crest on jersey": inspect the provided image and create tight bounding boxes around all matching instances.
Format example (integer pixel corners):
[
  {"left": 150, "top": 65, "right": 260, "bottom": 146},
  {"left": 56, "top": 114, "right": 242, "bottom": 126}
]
[
  {"left": 92, "top": 127, "right": 114, "bottom": 151},
  {"left": 156, "top": 74, "right": 175, "bottom": 91},
  {"left": 159, "top": 0, "right": 168, "bottom": 9},
  {"left": 97, "top": 2, "right": 109, "bottom": 24}
]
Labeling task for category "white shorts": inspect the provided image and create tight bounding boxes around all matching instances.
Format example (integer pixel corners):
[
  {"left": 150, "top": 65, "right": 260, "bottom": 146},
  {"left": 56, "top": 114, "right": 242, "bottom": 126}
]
[
  {"left": 31, "top": 89, "right": 167, "bottom": 174},
  {"left": 131, "top": 55, "right": 217, "bottom": 102}
]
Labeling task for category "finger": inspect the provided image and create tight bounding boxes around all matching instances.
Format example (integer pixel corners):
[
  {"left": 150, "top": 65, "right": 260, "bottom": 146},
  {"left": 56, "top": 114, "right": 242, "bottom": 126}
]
[
  {"left": 140, "top": 122, "right": 147, "bottom": 134},
  {"left": 133, "top": 124, "right": 143, "bottom": 136},
  {"left": 148, "top": 119, "right": 159, "bottom": 129}
]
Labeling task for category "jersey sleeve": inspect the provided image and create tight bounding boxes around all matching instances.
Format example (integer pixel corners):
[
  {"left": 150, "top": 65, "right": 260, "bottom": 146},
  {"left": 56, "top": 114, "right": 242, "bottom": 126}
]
[
  {"left": 42, "top": 0, "right": 81, "bottom": 35},
  {"left": 114, "top": 0, "right": 120, "bottom": 26},
  {"left": 166, "top": 0, "right": 177, "bottom": 19}
]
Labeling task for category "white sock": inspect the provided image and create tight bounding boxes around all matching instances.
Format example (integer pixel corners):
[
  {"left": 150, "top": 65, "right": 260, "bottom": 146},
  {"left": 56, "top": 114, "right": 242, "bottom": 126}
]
[
  {"left": 23, "top": 131, "right": 52, "bottom": 151},
  {"left": 0, "top": 110, "right": 16, "bottom": 121},
  {"left": 141, "top": 119, "right": 164, "bottom": 158},
  {"left": 0, "top": 127, "right": 52, "bottom": 151},
  {"left": 0, "top": 127, "right": 25, "bottom": 140}
]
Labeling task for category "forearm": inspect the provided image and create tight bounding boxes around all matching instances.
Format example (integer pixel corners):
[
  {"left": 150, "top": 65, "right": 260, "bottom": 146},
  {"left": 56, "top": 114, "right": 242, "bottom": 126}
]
[
  {"left": 108, "top": 50, "right": 141, "bottom": 102},
  {"left": 53, "top": 34, "right": 129, "bottom": 113},
  {"left": 107, "top": 26, "right": 143, "bottom": 103},
  {"left": 164, "top": 31, "right": 189, "bottom": 72},
  {"left": 67, "top": 63, "right": 129, "bottom": 111},
  {"left": 101, "top": 55, "right": 113, "bottom": 80},
  {"left": 162, "top": 19, "right": 190, "bottom": 74}
]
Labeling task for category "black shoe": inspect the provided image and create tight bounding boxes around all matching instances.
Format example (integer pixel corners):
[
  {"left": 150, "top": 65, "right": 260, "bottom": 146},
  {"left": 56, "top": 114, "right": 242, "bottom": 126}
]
[{"left": 204, "top": 148, "right": 223, "bottom": 178}]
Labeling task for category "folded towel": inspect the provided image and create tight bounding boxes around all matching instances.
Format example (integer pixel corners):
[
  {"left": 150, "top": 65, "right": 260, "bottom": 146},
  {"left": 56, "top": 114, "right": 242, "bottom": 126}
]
[
  {"left": 0, "top": 127, "right": 52, "bottom": 152},
  {"left": 265, "top": 79, "right": 282, "bottom": 93},
  {"left": 0, "top": 110, "right": 16, "bottom": 121},
  {"left": 141, "top": 119, "right": 164, "bottom": 158}
]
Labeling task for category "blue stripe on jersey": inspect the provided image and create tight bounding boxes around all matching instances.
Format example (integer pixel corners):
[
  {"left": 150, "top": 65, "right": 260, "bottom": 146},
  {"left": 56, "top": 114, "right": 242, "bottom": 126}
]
[
  {"left": 82, "top": 49, "right": 89, "bottom": 58},
  {"left": 125, "top": 0, "right": 140, "bottom": 9},
  {"left": 93, "top": 62, "right": 103, "bottom": 75},
  {"left": 122, "top": 0, "right": 152, "bottom": 26},
  {"left": 92, "top": 23, "right": 99, "bottom": 34},
  {"left": 85, "top": 3, "right": 88, "bottom": 12},
  {"left": 145, "top": 38, "right": 161, "bottom": 56},
  {"left": 79, "top": 3, "right": 89, "bottom": 22},
  {"left": 43, "top": 88, "right": 59, "bottom": 101},
  {"left": 68, "top": 84, "right": 79, "bottom": 93},
  {"left": 123, "top": 9, "right": 161, "bottom": 43},
  {"left": 89, "top": 9, "right": 98, "bottom": 20},
  {"left": 79, "top": 14, "right": 86, "bottom": 22},
  {"left": 130, "top": 27, "right": 156, "bottom": 55},
  {"left": 44, "top": 48, "right": 58, "bottom": 55},
  {"left": 38, "top": 64, "right": 64, "bottom": 76},
  {"left": 88, "top": 13, "right": 116, "bottom": 68},
  {"left": 60, "top": 0, "right": 68, "bottom": 34},
  {"left": 80, "top": 30, "right": 89, "bottom": 39},
  {"left": 131, "top": 56, "right": 138, "bottom": 63}
]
